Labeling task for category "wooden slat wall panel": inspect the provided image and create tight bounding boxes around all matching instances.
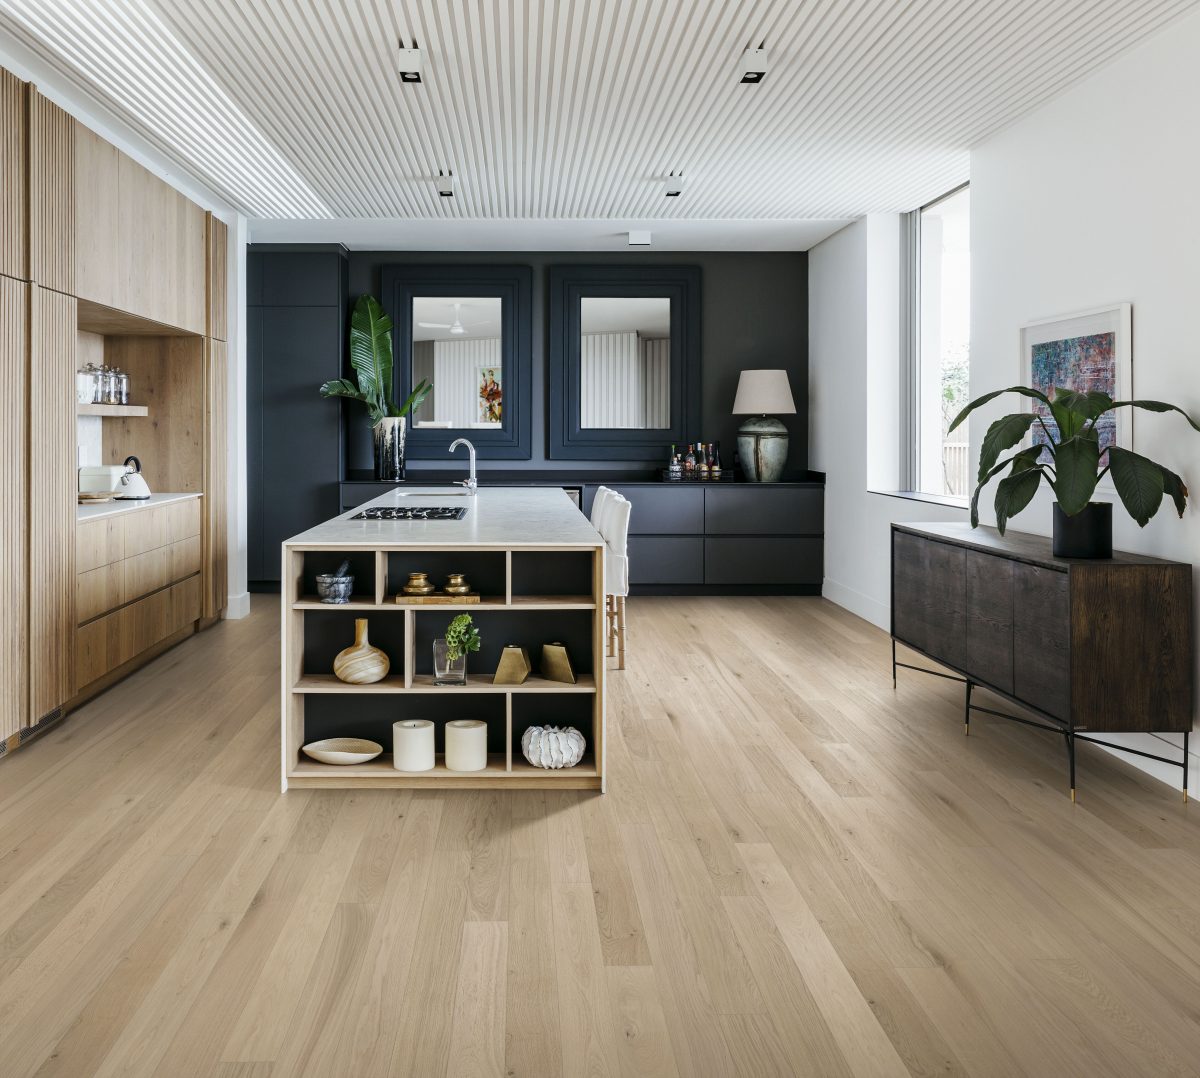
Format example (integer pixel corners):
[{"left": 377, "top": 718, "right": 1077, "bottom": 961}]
[
  {"left": 1, "top": 68, "right": 27, "bottom": 280},
  {"left": 206, "top": 213, "right": 227, "bottom": 340},
  {"left": 28, "top": 89, "right": 73, "bottom": 294},
  {"left": 0, "top": 277, "right": 28, "bottom": 741},
  {"left": 73, "top": 120, "right": 119, "bottom": 307},
  {"left": 29, "top": 286, "right": 76, "bottom": 722},
  {"left": 204, "top": 337, "right": 228, "bottom": 616}
]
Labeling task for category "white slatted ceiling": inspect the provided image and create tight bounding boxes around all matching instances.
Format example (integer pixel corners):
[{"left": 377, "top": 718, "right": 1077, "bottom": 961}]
[{"left": 1, "top": 0, "right": 1196, "bottom": 224}]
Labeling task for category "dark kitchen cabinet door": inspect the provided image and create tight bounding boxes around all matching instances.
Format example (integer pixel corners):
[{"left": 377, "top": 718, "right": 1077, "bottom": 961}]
[
  {"left": 249, "top": 306, "right": 342, "bottom": 582},
  {"left": 892, "top": 532, "right": 966, "bottom": 669}
]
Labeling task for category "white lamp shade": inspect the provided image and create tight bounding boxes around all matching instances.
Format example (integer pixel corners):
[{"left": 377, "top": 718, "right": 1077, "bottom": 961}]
[{"left": 732, "top": 369, "right": 796, "bottom": 415}]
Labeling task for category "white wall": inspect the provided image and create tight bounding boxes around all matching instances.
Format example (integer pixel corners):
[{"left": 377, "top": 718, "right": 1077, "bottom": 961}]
[
  {"left": 809, "top": 216, "right": 966, "bottom": 628},
  {"left": 811, "top": 10, "right": 1200, "bottom": 784},
  {"left": 969, "top": 8, "right": 1200, "bottom": 782}
]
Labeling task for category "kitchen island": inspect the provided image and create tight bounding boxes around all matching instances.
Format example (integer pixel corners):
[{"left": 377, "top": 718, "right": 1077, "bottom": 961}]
[{"left": 280, "top": 487, "right": 606, "bottom": 791}]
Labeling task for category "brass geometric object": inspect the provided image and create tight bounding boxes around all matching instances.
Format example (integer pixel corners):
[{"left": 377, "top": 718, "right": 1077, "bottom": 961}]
[
  {"left": 540, "top": 642, "right": 576, "bottom": 685},
  {"left": 493, "top": 645, "right": 531, "bottom": 685}
]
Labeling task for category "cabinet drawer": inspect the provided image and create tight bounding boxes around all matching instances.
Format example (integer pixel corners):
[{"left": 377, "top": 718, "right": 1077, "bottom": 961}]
[
  {"left": 77, "top": 516, "right": 124, "bottom": 572},
  {"left": 123, "top": 507, "right": 169, "bottom": 557},
  {"left": 164, "top": 498, "right": 202, "bottom": 543},
  {"left": 628, "top": 537, "right": 704, "bottom": 584},
  {"left": 704, "top": 487, "right": 823, "bottom": 535},
  {"left": 704, "top": 538, "right": 822, "bottom": 585},
  {"left": 600, "top": 486, "right": 703, "bottom": 535},
  {"left": 77, "top": 563, "right": 124, "bottom": 624},
  {"left": 75, "top": 608, "right": 125, "bottom": 690}
]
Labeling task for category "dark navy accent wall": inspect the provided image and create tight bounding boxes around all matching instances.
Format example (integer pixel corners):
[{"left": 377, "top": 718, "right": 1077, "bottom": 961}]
[{"left": 345, "top": 250, "right": 808, "bottom": 473}]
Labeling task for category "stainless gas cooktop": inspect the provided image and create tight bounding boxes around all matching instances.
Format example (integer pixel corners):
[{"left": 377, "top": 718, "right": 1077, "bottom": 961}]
[{"left": 352, "top": 506, "right": 468, "bottom": 521}]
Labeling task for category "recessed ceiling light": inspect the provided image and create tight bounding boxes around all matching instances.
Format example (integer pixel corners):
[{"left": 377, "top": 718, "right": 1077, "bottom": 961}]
[
  {"left": 738, "top": 47, "right": 767, "bottom": 84},
  {"left": 664, "top": 173, "right": 685, "bottom": 197},
  {"left": 398, "top": 41, "right": 423, "bottom": 83},
  {"left": 436, "top": 170, "right": 454, "bottom": 198},
  {"left": 628, "top": 231, "right": 652, "bottom": 246}
]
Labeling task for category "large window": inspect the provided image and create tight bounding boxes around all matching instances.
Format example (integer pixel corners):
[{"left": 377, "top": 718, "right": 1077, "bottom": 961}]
[{"left": 915, "top": 185, "right": 970, "bottom": 498}]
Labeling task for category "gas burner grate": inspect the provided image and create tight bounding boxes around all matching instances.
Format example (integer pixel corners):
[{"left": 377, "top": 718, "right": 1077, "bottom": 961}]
[{"left": 352, "top": 505, "right": 468, "bottom": 521}]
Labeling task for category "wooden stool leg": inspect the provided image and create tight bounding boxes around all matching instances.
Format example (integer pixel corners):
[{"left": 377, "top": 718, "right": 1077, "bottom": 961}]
[
  {"left": 617, "top": 596, "right": 626, "bottom": 670},
  {"left": 607, "top": 596, "right": 616, "bottom": 657}
]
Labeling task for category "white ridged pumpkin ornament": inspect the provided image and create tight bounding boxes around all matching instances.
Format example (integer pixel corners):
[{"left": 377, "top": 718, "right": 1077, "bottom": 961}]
[{"left": 521, "top": 725, "right": 586, "bottom": 769}]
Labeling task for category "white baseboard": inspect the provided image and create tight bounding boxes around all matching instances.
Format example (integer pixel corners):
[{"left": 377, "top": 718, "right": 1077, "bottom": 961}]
[
  {"left": 821, "top": 577, "right": 888, "bottom": 631},
  {"left": 224, "top": 591, "right": 251, "bottom": 620}
]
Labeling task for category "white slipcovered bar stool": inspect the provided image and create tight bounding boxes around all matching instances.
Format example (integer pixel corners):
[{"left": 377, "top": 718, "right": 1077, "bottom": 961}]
[{"left": 598, "top": 494, "right": 631, "bottom": 669}]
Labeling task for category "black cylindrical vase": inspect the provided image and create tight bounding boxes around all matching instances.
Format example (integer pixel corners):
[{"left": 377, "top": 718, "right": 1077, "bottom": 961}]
[
  {"left": 373, "top": 417, "right": 406, "bottom": 482},
  {"left": 1052, "top": 501, "right": 1112, "bottom": 558}
]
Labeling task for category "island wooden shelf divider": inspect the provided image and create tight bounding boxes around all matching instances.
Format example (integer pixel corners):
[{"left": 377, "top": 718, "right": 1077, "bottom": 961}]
[{"left": 282, "top": 538, "right": 606, "bottom": 791}]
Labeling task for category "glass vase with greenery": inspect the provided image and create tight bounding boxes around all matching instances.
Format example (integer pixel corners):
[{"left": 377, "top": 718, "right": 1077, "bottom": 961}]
[{"left": 433, "top": 614, "right": 481, "bottom": 685}]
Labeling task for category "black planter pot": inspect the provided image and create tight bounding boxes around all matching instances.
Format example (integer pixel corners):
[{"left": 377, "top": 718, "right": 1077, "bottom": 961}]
[{"left": 1052, "top": 501, "right": 1112, "bottom": 558}]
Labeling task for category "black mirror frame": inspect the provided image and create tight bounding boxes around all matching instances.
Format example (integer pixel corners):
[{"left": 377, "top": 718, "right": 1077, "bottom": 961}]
[
  {"left": 548, "top": 264, "right": 701, "bottom": 460},
  {"left": 381, "top": 264, "right": 533, "bottom": 459}
]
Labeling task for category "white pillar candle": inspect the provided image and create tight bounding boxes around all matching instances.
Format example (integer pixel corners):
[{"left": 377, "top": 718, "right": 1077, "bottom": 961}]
[
  {"left": 445, "top": 719, "right": 488, "bottom": 771},
  {"left": 393, "top": 719, "right": 435, "bottom": 772}
]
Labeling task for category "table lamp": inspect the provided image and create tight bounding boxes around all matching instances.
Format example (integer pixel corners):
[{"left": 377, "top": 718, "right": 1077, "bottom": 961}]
[{"left": 733, "top": 369, "right": 796, "bottom": 482}]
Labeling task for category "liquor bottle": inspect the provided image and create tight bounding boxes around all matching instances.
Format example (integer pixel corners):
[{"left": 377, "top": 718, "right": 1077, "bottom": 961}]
[
  {"left": 709, "top": 441, "right": 722, "bottom": 476},
  {"left": 668, "top": 444, "right": 681, "bottom": 478},
  {"left": 696, "top": 442, "right": 709, "bottom": 476},
  {"left": 683, "top": 443, "right": 696, "bottom": 473}
]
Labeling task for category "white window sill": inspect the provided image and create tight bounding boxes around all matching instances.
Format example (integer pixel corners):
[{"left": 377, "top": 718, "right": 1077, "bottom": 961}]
[{"left": 869, "top": 490, "right": 969, "bottom": 510}]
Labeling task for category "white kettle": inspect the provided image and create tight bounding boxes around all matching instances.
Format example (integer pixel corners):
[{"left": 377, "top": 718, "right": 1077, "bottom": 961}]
[{"left": 116, "top": 455, "right": 152, "bottom": 500}]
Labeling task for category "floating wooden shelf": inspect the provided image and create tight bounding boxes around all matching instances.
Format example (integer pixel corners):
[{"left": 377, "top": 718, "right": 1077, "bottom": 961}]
[{"left": 76, "top": 403, "right": 149, "bottom": 417}]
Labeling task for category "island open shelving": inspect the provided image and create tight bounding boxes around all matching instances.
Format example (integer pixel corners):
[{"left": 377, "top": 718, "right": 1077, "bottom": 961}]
[{"left": 280, "top": 488, "right": 606, "bottom": 791}]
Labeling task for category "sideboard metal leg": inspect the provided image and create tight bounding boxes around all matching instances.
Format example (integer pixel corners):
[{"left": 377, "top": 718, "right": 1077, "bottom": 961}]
[
  {"left": 964, "top": 680, "right": 972, "bottom": 736},
  {"left": 891, "top": 638, "right": 897, "bottom": 689},
  {"left": 1184, "top": 730, "right": 1190, "bottom": 804},
  {"left": 1067, "top": 727, "right": 1077, "bottom": 802}
]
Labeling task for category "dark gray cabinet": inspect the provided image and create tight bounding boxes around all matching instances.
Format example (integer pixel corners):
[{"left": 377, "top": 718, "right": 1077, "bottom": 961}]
[{"left": 247, "top": 247, "right": 347, "bottom": 584}]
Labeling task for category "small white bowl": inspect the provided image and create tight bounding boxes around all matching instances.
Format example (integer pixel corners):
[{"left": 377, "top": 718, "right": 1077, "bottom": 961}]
[{"left": 301, "top": 738, "right": 383, "bottom": 765}]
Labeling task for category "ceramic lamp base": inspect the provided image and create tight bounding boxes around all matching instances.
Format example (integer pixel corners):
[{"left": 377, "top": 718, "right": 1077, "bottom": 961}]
[{"left": 737, "top": 415, "right": 789, "bottom": 483}]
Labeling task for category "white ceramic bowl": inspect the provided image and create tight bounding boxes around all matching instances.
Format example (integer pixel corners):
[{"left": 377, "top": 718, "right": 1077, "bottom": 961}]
[{"left": 301, "top": 738, "right": 383, "bottom": 765}]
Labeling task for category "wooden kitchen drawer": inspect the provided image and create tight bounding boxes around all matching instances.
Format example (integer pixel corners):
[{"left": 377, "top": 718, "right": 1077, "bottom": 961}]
[
  {"left": 123, "top": 506, "right": 170, "bottom": 557},
  {"left": 164, "top": 497, "right": 202, "bottom": 543},
  {"left": 77, "top": 515, "right": 124, "bottom": 572},
  {"left": 123, "top": 535, "right": 201, "bottom": 602},
  {"left": 76, "top": 562, "right": 124, "bottom": 624},
  {"left": 74, "top": 575, "right": 201, "bottom": 691}
]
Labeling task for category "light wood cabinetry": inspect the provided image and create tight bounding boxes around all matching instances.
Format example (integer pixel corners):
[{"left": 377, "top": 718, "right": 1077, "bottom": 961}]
[
  {"left": 204, "top": 337, "right": 228, "bottom": 617},
  {"left": 28, "top": 90, "right": 74, "bottom": 296},
  {"left": 74, "top": 499, "right": 202, "bottom": 692},
  {"left": 116, "top": 154, "right": 206, "bottom": 333},
  {"left": 30, "top": 287, "right": 77, "bottom": 723},
  {"left": 1, "top": 69, "right": 27, "bottom": 280},
  {"left": 207, "top": 214, "right": 227, "bottom": 340},
  {"left": 73, "top": 122, "right": 119, "bottom": 307},
  {"left": 0, "top": 277, "right": 28, "bottom": 744}
]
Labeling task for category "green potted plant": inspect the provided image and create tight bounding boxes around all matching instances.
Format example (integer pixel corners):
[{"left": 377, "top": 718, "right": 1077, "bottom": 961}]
[
  {"left": 433, "top": 613, "right": 481, "bottom": 685},
  {"left": 951, "top": 384, "right": 1200, "bottom": 557},
  {"left": 320, "top": 294, "right": 432, "bottom": 481}
]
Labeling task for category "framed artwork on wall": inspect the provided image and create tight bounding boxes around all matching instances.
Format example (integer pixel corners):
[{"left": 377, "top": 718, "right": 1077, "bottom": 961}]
[{"left": 1020, "top": 303, "right": 1132, "bottom": 469}]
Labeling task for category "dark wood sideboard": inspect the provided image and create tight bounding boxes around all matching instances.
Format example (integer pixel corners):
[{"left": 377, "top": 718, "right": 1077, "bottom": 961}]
[{"left": 891, "top": 522, "right": 1193, "bottom": 800}]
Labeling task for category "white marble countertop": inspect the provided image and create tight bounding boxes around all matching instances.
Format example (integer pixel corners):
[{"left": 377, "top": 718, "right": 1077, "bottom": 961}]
[
  {"left": 284, "top": 487, "right": 603, "bottom": 549},
  {"left": 77, "top": 491, "right": 203, "bottom": 523}
]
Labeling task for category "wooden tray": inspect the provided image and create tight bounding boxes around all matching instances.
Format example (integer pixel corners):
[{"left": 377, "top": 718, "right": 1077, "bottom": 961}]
[{"left": 394, "top": 592, "right": 481, "bottom": 605}]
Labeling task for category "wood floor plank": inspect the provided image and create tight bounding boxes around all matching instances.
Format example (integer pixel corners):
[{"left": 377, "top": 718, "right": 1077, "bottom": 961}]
[{"left": 0, "top": 596, "right": 1196, "bottom": 1077}]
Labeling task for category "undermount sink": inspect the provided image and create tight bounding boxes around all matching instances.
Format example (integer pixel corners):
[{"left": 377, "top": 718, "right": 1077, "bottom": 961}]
[{"left": 388, "top": 488, "right": 473, "bottom": 497}]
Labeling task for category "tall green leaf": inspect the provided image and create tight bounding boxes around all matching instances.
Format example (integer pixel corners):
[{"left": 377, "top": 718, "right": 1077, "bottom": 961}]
[
  {"left": 970, "top": 445, "right": 1043, "bottom": 527},
  {"left": 1050, "top": 434, "right": 1100, "bottom": 515},
  {"left": 977, "top": 413, "right": 1037, "bottom": 481},
  {"left": 948, "top": 385, "right": 1053, "bottom": 434},
  {"left": 1110, "top": 399, "right": 1200, "bottom": 432},
  {"left": 319, "top": 378, "right": 371, "bottom": 407},
  {"left": 1161, "top": 464, "right": 1189, "bottom": 518},
  {"left": 396, "top": 378, "right": 433, "bottom": 419},
  {"left": 1051, "top": 388, "right": 1114, "bottom": 422},
  {"left": 348, "top": 295, "right": 395, "bottom": 420},
  {"left": 994, "top": 468, "right": 1042, "bottom": 534},
  {"left": 1108, "top": 446, "right": 1165, "bottom": 526}
]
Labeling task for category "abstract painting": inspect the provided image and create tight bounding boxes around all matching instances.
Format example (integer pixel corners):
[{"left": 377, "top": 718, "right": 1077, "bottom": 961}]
[
  {"left": 1021, "top": 303, "right": 1132, "bottom": 466},
  {"left": 478, "top": 366, "right": 502, "bottom": 424}
]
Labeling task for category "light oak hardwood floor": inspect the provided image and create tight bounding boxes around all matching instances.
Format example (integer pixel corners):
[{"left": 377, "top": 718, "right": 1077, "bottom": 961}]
[{"left": 1, "top": 596, "right": 1198, "bottom": 1077}]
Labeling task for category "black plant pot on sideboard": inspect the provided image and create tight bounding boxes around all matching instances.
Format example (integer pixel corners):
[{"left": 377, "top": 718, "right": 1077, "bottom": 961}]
[{"left": 1052, "top": 501, "right": 1112, "bottom": 559}]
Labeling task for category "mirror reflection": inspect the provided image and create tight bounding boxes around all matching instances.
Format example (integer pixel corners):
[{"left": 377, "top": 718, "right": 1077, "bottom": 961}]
[
  {"left": 579, "top": 296, "right": 671, "bottom": 429},
  {"left": 411, "top": 296, "right": 503, "bottom": 428}
]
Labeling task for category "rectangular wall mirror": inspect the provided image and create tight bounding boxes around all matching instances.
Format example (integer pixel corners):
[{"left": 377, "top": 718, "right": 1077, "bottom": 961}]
[
  {"left": 411, "top": 297, "right": 504, "bottom": 428},
  {"left": 579, "top": 297, "right": 672, "bottom": 429},
  {"left": 549, "top": 265, "right": 700, "bottom": 459},
  {"left": 382, "top": 265, "right": 532, "bottom": 458}
]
